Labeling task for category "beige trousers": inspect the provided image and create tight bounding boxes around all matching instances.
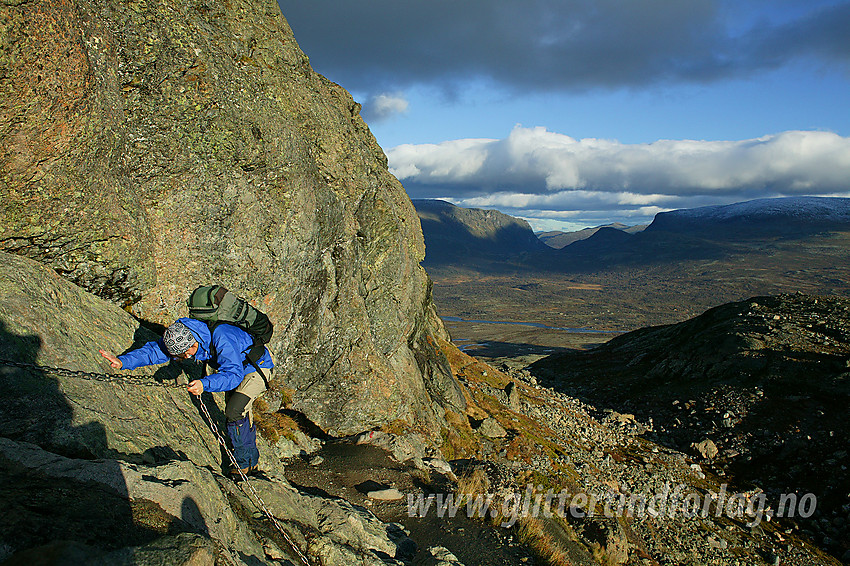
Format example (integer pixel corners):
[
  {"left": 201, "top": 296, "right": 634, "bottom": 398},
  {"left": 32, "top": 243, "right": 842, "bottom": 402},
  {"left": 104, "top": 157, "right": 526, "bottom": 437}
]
[{"left": 211, "top": 352, "right": 273, "bottom": 423}]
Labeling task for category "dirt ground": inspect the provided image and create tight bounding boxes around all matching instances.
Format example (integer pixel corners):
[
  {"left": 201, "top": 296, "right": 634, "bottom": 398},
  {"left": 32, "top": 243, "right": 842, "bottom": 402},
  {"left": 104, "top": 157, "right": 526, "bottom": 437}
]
[{"left": 284, "top": 443, "right": 538, "bottom": 565}]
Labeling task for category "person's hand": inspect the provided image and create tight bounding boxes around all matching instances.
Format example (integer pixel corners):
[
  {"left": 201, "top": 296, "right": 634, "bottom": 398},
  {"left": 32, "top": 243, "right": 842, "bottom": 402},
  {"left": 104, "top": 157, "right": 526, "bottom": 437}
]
[
  {"left": 99, "top": 349, "right": 122, "bottom": 369},
  {"left": 187, "top": 380, "right": 204, "bottom": 396}
]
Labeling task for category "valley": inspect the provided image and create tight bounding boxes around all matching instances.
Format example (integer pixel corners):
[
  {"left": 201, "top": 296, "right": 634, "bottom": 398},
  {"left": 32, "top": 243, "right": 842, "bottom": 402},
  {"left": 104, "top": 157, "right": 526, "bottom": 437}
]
[
  {"left": 415, "top": 197, "right": 850, "bottom": 563},
  {"left": 427, "top": 229, "right": 850, "bottom": 338}
]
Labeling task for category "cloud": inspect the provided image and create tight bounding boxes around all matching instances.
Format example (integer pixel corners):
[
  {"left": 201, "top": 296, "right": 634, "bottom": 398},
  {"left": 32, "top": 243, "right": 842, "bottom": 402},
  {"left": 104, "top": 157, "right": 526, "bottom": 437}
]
[
  {"left": 389, "top": 126, "right": 850, "bottom": 228},
  {"left": 390, "top": 126, "right": 850, "bottom": 194},
  {"left": 278, "top": 0, "right": 850, "bottom": 93},
  {"left": 362, "top": 92, "right": 410, "bottom": 122}
]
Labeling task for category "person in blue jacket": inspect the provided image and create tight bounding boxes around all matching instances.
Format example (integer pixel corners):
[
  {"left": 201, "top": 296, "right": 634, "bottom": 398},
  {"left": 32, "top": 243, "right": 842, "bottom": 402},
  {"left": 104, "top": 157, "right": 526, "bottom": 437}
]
[{"left": 99, "top": 318, "right": 274, "bottom": 479}]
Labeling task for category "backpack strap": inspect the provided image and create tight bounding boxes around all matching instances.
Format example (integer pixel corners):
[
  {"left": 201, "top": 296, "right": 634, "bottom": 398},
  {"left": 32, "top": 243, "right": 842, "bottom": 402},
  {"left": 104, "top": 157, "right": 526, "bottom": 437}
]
[{"left": 213, "top": 286, "right": 228, "bottom": 304}]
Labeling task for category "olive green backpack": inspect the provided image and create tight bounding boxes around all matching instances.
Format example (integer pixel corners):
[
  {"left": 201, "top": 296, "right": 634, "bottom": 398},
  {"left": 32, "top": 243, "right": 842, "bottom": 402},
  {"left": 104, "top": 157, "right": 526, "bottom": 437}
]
[{"left": 187, "top": 285, "right": 274, "bottom": 381}]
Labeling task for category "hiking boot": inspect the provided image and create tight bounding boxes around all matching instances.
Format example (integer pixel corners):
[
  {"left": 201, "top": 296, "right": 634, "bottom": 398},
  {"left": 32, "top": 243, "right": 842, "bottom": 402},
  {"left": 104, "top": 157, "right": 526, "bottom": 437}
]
[{"left": 229, "top": 465, "right": 258, "bottom": 481}]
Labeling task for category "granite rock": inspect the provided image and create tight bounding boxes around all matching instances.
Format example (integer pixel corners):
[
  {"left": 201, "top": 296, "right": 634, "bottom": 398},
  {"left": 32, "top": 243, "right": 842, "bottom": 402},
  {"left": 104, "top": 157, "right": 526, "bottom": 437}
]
[{"left": 0, "top": 0, "right": 463, "bottom": 438}]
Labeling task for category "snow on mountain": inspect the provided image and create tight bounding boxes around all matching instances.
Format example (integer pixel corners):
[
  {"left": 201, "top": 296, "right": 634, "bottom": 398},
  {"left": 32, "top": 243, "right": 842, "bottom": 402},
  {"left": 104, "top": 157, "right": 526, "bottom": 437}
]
[{"left": 647, "top": 196, "right": 850, "bottom": 233}]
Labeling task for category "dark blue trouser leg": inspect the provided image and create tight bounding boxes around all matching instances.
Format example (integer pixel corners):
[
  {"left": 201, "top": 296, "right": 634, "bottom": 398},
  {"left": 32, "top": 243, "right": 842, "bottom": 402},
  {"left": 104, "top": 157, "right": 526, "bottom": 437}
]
[
  {"left": 226, "top": 415, "right": 259, "bottom": 470},
  {"left": 222, "top": 368, "right": 268, "bottom": 472}
]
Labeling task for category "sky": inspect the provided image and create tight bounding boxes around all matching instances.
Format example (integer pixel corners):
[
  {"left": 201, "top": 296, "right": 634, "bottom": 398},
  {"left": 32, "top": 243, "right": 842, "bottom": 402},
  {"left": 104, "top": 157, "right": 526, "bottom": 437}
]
[{"left": 278, "top": 0, "right": 850, "bottom": 232}]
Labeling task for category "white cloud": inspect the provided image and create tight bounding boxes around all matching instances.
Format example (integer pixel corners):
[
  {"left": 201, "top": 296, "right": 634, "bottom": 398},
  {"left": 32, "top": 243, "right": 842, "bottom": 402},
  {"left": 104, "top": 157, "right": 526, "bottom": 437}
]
[
  {"left": 363, "top": 92, "right": 410, "bottom": 121},
  {"left": 390, "top": 137, "right": 493, "bottom": 179},
  {"left": 392, "top": 126, "right": 850, "bottom": 229},
  {"left": 390, "top": 126, "right": 850, "bottom": 194}
]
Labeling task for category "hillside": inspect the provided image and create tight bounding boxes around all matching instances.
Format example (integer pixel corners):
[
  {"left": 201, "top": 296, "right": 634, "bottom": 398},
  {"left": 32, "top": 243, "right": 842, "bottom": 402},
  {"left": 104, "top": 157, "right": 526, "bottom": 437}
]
[{"left": 530, "top": 293, "right": 850, "bottom": 560}]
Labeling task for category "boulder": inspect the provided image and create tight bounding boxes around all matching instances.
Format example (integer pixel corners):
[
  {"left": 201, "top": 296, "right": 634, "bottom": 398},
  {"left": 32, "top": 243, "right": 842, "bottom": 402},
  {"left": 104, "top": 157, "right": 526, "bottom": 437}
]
[
  {"left": 1, "top": 535, "right": 216, "bottom": 566},
  {"left": 0, "top": 252, "right": 219, "bottom": 466},
  {"left": 477, "top": 417, "right": 508, "bottom": 438},
  {"left": 366, "top": 488, "right": 405, "bottom": 501},
  {"left": 505, "top": 380, "right": 521, "bottom": 411},
  {"left": 355, "top": 429, "right": 429, "bottom": 462},
  {"left": 426, "top": 546, "right": 466, "bottom": 566},
  {"left": 0, "top": 437, "right": 266, "bottom": 564},
  {"left": 692, "top": 439, "right": 719, "bottom": 460}
]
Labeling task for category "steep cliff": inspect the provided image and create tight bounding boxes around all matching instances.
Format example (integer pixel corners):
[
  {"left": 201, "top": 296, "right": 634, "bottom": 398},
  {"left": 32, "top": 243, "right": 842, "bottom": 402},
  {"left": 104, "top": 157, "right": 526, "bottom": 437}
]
[
  {"left": 0, "top": 0, "right": 463, "bottom": 435},
  {"left": 413, "top": 199, "right": 552, "bottom": 270}
]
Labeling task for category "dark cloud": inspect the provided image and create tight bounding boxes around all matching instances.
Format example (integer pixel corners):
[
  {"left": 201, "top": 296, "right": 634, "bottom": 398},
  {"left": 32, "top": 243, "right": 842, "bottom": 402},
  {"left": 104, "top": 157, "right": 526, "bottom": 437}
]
[
  {"left": 743, "top": 2, "right": 850, "bottom": 68},
  {"left": 277, "top": 0, "right": 850, "bottom": 93}
]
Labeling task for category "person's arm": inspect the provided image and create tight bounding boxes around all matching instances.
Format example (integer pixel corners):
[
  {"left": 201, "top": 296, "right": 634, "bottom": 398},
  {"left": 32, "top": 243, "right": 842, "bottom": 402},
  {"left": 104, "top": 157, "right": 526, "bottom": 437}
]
[
  {"left": 199, "top": 331, "right": 246, "bottom": 392},
  {"left": 110, "top": 340, "right": 170, "bottom": 370}
]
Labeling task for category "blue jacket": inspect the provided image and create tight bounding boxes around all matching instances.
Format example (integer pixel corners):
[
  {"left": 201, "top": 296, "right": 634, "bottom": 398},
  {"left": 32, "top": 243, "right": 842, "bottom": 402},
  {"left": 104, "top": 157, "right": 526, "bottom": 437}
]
[{"left": 118, "top": 317, "right": 274, "bottom": 392}]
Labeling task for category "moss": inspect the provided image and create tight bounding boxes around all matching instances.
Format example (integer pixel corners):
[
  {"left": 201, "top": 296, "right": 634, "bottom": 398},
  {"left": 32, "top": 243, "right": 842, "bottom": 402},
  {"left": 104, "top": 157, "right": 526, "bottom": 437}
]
[
  {"left": 130, "top": 499, "right": 182, "bottom": 535},
  {"left": 440, "top": 410, "right": 481, "bottom": 461},
  {"left": 253, "top": 408, "right": 300, "bottom": 444},
  {"left": 380, "top": 419, "right": 413, "bottom": 436},
  {"left": 277, "top": 386, "right": 295, "bottom": 408}
]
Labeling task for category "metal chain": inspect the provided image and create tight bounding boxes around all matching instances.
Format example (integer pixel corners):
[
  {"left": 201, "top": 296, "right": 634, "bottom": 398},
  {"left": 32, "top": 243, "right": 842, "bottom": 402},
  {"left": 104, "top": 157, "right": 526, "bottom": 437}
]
[
  {"left": 0, "top": 358, "right": 179, "bottom": 387},
  {"left": 0, "top": 358, "right": 311, "bottom": 566},
  {"left": 196, "top": 398, "right": 312, "bottom": 566}
]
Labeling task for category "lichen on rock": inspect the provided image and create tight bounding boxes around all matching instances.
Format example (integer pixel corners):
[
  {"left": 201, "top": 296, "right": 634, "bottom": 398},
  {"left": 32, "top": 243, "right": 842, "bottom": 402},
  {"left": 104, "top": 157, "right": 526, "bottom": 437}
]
[{"left": 0, "top": 0, "right": 463, "bottom": 437}]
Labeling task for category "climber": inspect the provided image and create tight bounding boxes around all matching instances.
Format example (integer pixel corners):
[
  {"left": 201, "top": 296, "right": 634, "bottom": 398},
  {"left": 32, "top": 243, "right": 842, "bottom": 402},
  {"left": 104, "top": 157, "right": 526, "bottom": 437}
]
[{"left": 98, "top": 318, "right": 273, "bottom": 480}]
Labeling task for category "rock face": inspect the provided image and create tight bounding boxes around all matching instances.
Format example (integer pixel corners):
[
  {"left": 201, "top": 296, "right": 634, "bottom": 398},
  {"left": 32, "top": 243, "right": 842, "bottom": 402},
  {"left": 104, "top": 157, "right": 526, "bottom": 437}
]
[
  {"left": 0, "top": 0, "right": 463, "bottom": 435},
  {"left": 0, "top": 251, "right": 417, "bottom": 564}
]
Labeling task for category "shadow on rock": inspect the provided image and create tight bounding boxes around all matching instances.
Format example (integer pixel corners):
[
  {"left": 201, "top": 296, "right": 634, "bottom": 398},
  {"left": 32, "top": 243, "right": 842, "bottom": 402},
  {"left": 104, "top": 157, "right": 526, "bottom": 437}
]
[{"left": 0, "top": 320, "right": 194, "bottom": 560}]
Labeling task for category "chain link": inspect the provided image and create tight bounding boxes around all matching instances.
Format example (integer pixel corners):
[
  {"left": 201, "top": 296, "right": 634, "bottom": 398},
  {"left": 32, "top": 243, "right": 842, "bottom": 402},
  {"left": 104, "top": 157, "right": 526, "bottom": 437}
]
[
  {"left": 0, "top": 358, "right": 179, "bottom": 387},
  {"left": 0, "top": 358, "right": 312, "bottom": 566},
  {"left": 196, "top": 399, "right": 312, "bottom": 566}
]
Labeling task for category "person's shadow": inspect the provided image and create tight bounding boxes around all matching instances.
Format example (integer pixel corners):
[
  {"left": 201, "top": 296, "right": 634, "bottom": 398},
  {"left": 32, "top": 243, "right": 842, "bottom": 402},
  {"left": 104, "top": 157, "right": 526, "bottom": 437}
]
[{"left": 0, "top": 320, "right": 209, "bottom": 561}]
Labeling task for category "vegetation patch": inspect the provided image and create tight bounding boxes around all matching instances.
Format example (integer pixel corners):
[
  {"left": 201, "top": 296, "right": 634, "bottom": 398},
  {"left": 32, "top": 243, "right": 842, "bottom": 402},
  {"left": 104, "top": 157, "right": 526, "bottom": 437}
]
[
  {"left": 440, "top": 410, "right": 482, "bottom": 461},
  {"left": 253, "top": 399, "right": 301, "bottom": 444}
]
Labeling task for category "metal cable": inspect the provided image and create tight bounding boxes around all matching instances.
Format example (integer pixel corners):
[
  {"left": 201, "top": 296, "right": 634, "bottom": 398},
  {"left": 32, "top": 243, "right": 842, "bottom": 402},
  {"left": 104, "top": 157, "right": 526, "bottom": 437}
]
[{"left": 0, "top": 358, "right": 179, "bottom": 387}]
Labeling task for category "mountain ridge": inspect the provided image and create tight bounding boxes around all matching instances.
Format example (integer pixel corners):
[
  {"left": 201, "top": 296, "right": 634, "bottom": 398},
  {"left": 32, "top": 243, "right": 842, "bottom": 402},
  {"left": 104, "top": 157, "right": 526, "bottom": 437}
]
[
  {"left": 646, "top": 196, "right": 850, "bottom": 235},
  {"left": 413, "top": 199, "right": 550, "bottom": 268},
  {"left": 539, "top": 223, "right": 647, "bottom": 249}
]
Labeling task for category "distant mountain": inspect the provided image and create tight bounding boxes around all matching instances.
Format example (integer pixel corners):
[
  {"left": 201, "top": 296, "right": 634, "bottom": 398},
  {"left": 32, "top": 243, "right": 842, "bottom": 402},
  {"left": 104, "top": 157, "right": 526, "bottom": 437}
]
[
  {"left": 646, "top": 196, "right": 850, "bottom": 237},
  {"left": 413, "top": 199, "right": 551, "bottom": 267},
  {"left": 557, "top": 196, "right": 850, "bottom": 266},
  {"left": 414, "top": 196, "right": 850, "bottom": 272},
  {"left": 558, "top": 226, "right": 632, "bottom": 254},
  {"left": 539, "top": 223, "right": 646, "bottom": 249}
]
